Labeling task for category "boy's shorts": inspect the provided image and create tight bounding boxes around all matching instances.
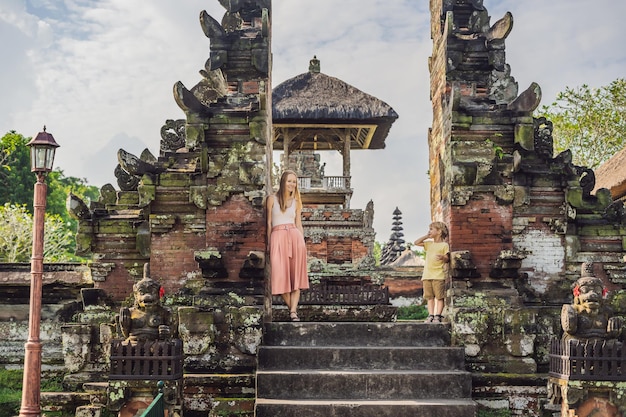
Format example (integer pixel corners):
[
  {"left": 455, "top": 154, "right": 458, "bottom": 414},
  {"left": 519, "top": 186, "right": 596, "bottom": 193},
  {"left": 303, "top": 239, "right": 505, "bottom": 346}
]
[{"left": 423, "top": 279, "right": 446, "bottom": 300}]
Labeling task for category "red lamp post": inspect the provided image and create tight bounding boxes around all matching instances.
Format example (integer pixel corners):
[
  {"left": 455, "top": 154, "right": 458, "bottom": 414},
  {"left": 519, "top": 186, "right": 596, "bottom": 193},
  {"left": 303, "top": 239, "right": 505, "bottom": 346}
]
[{"left": 19, "top": 126, "right": 59, "bottom": 417}]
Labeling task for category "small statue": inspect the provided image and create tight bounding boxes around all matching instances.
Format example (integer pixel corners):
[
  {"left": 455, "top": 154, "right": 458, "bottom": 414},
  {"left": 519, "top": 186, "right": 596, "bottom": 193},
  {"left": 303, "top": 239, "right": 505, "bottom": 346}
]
[
  {"left": 364, "top": 200, "right": 374, "bottom": 229},
  {"left": 118, "top": 264, "right": 171, "bottom": 344},
  {"left": 561, "top": 263, "right": 622, "bottom": 342}
]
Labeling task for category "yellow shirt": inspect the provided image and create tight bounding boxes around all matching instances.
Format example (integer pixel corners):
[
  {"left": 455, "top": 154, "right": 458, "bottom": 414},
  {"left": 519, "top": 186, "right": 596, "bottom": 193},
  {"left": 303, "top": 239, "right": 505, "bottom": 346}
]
[{"left": 422, "top": 241, "right": 449, "bottom": 281}]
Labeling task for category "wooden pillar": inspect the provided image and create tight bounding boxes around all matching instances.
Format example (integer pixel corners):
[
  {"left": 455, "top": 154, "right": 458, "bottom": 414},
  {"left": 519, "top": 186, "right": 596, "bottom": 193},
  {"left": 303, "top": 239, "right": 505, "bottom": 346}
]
[
  {"left": 283, "top": 129, "right": 292, "bottom": 171},
  {"left": 342, "top": 130, "right": 351, "bottom": 208}
]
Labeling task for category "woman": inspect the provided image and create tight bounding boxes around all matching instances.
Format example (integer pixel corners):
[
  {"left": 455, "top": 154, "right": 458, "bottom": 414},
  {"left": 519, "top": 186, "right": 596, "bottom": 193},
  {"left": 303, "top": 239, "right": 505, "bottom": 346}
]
[{"left": 266, "top": 170, "right": 309, "bottom": 321}]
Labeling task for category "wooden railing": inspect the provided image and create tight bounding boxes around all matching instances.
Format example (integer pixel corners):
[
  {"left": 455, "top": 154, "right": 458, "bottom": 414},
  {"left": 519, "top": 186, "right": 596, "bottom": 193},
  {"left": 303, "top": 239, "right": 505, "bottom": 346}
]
[
  {"left": 297, "top": 177, "right": 311, "bottom": 189},
  {"left": 549, "top": 338, "right": 626, "bottom": 381},
  {"left": 323, "top": 176, "right": 349, "bottom": 189},
  {"left": 274, "top": 281, "right": 389, "bottom": 305},
  {"left": 297, "top": 176, "right": 350, "bottom": 190},
  {"left": 110, "top": 339, "right": 183, "bottom": 380}
]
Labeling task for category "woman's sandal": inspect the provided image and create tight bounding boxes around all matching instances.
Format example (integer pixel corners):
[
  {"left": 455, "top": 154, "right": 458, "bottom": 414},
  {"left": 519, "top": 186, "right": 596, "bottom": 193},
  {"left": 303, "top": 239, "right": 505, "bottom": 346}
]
[{"left": 290, "top": 311, "right": 300, "bottom": 322}]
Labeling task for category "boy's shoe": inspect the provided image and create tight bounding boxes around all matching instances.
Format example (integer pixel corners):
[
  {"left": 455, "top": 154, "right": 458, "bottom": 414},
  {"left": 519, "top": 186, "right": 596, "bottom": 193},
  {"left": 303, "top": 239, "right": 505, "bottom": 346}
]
[
  {"left": 433, "top": 315, "right": 443, "bottom": 323},
  {"left": 425, "top": 315, "right": 435, "bottom": 323}
]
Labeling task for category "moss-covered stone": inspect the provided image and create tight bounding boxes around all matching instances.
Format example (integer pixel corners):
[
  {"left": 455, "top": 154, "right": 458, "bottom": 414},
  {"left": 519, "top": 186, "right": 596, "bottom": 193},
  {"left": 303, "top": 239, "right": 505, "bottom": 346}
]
[
  {"left": 209, "top": 398, "right": 254, "bottom": 417},
  {"left": 159, "top": 173, "right": 192, "bottom": 187},
  {"left": 178, "top": 307, "right": 217, "bottom": 355},
  {"left": 189, "top": 185, "right": 208, "bottom": 209},
  {"left": 514, "top": 123, "right": 534, "bottom": 151},
  {"left": 96, "top": 220, "right": 137, "bottom": 234},
  {"left": 137, "top": 184, "right": 155, "bottom": 207}
]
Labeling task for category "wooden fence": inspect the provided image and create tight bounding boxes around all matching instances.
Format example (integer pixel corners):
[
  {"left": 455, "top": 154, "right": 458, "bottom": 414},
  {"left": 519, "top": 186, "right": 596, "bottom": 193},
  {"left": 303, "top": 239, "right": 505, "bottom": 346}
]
[
  {"left": 549, "top": 338, "right": 626, "bottom": 381},
  {"left": 274, "top": 281, "right": 389, "bottom": 306},
  {"left": 110, "top": 339, "right": 183, "bottom": 380}
]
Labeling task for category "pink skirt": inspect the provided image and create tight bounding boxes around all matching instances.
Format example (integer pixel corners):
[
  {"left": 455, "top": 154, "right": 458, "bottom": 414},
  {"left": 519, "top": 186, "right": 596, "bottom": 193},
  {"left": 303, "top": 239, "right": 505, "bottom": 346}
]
[{"left": 270, "top": 224, "right": 309, "bottom": 295}]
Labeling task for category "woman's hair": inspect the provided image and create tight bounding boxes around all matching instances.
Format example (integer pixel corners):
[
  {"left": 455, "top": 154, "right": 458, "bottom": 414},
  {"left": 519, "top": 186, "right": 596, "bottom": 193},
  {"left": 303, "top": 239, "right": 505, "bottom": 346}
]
[
  {"left": 430, "top": 221, "right": 449, "bottom": 239},
  {"left": 276, "top": 170, "right": 301, "bottom": 212}
]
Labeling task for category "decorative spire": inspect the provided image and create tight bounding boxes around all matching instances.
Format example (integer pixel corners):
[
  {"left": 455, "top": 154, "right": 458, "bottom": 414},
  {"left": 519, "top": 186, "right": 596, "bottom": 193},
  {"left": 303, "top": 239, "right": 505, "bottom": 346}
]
[
  {"left": 309, "top": 55, "right": 320, "bottom": 73},
  {"left": 380, "top": 207, "right": 406, "bottom": 265}
]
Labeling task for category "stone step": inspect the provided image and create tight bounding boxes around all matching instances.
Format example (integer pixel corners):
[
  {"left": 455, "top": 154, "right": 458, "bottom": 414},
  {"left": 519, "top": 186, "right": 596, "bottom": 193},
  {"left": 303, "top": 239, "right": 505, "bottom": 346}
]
[
  {"left": 258, "top": 345, "right": 465, "bottom": 370},
  {"left": 256, "top": 369, "right": 472, "bottom": 400},
  {"left": 256, "top": 321, "right": 476, "bottom": 417},
  {"left": 255, "top": 399, "right": 477, "bottom": 417},
  {"left": 262, "top": 321, "right": 450, "bottom": 347}
]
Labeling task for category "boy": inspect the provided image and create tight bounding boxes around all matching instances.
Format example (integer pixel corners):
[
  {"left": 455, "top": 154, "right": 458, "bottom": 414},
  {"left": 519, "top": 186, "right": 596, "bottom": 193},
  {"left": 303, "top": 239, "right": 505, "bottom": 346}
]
[{"left": 414, "top": 222, "right": 449, "bottom": 323}]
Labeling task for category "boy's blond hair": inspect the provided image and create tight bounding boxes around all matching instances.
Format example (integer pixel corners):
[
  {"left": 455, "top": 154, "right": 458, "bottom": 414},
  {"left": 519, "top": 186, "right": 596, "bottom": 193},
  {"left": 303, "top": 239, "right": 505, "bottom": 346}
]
[{"left": 430, "top": 221, "right": 449, "bottom": 239}]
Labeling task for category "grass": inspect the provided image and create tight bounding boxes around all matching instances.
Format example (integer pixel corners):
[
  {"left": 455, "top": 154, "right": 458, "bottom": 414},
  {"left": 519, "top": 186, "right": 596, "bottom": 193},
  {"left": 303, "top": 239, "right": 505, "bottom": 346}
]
[
  {"left": 0, "top": 370, "right": 23, "bottom": 417},
  {"left": 477, "top": 408, "right": 512, "bottom": 417},
  {"left": 396, "top": 304, "right": 429, "bottom": 320},
  {"left": 0, "top": 369, "right": 65, "bottom": 417}
]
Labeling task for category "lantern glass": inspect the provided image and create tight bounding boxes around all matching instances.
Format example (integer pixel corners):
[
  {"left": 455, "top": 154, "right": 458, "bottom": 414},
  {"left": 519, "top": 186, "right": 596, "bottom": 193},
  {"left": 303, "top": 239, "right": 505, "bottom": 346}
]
[{"left": 30, "top": 145, "right": 56, "bottom": 172}]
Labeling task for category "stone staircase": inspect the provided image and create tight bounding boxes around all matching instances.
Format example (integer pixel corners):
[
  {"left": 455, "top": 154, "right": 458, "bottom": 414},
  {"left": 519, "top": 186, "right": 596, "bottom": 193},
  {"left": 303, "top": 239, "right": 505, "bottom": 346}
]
[{"left": 255, "top": 321, "right": 476, "bottom": 417}]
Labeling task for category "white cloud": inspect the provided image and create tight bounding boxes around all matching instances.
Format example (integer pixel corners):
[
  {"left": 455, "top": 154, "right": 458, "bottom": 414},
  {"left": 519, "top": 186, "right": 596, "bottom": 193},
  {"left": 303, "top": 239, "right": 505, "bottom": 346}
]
[{"left": 1, "top": 0, "right": 625, "bottom": 241}]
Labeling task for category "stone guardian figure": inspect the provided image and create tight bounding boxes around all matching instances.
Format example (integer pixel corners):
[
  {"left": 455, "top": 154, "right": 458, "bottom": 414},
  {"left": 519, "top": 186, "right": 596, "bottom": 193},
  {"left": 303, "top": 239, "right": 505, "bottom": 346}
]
[
  {"left": 118, "top": 263, "right": 172, "bottom": 344},
  {"left": 561, "top": 263, "right": 622, "bottom": 343}
]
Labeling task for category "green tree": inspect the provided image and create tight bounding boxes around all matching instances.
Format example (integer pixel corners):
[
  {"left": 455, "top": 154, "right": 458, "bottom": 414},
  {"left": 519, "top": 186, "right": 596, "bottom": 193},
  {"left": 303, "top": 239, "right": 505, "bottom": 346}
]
[
  {"left": 47, "top": 171, "right": 100, "bottom": 219},
  {"left": 0, "top": 131, "right": 100, "bottom": 260},
  {"left": 373, "top": 241, "right": 383, "bottom": 265},
  {"left": 539, "top": 78, "right": 626, "bottom": 169},
  {"left": 0, "top": 203, "right": 74, "bottom": 262},
  {"left": 0, "top": 131, "right": 35, "bottom": 210}
]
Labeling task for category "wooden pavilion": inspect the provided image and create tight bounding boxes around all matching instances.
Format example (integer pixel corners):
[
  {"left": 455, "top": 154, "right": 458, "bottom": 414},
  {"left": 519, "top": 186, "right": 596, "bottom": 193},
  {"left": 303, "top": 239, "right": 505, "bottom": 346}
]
[{"left": 272, "top": 56, "right": 398, "bottom": 208}]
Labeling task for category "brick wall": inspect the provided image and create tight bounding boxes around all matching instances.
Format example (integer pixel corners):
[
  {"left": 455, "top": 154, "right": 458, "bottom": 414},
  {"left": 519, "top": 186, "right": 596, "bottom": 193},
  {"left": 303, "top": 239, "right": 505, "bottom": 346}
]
[
  {"left": 205, "top": 195, "right": 265, "bottom": 280},
  {"left": 450, "top": 193, "right": 513, "bottom": 278},
  {"left": 150, "top": 222, "right": 205, "bottom": 293}
]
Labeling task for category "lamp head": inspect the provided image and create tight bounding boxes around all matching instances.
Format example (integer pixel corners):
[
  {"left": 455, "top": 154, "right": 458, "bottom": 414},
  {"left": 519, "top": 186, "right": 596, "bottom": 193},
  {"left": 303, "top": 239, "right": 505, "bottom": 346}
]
[{"left": 27, "top": 126, "right": 60, "bottom": 173}]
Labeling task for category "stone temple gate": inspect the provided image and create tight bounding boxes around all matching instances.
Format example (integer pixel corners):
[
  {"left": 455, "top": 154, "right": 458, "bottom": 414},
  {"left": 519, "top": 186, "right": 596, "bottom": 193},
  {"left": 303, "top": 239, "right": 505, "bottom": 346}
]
[{"left": 1, "top": 1, "right": 626, "bottom": 416}]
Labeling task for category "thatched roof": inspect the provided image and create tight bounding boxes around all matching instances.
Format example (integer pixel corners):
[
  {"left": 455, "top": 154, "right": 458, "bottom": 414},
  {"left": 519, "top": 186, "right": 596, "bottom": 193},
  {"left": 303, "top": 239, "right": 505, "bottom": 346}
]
[
  {"left": 593, "top": 146, "right": 626, "bottom": 200},
  {"left": 272, "top": 59, "right": 398, "bottom": 150}
]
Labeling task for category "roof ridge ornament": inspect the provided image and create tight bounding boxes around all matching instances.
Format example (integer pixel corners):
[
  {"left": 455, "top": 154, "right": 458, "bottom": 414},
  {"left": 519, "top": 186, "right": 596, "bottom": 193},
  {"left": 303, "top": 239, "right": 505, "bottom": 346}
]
[{"left": 309, "top": 55, "right": 320, "bottom": 73}]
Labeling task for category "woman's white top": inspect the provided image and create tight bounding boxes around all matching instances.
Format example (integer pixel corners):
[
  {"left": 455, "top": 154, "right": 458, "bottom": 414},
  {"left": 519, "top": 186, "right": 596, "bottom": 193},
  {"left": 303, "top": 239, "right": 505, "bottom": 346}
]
[{"left": 271, "top": 195, "right": 296, "bottom": 227}]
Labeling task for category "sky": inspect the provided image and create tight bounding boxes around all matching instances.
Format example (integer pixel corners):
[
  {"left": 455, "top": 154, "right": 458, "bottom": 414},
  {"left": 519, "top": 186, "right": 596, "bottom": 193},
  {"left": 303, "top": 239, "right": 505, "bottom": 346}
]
[{"left": 1, "top": 0, "right": 625, "bottom": 243}]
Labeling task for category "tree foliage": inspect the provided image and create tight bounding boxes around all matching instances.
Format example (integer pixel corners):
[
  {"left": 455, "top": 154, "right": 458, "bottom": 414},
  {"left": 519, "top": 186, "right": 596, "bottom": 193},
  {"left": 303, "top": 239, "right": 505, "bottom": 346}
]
[
  {"left": 539, "top": 78, "right": 626, "bottom": 169},
  {"left": 0, "top": 130, "right": 101, "bottom": 261},
  {"left": 0, "top": 131, "right": 35, "bottom": 210},
  {"left": 0, "top": 203, "right": 74, "bottom": 262}
]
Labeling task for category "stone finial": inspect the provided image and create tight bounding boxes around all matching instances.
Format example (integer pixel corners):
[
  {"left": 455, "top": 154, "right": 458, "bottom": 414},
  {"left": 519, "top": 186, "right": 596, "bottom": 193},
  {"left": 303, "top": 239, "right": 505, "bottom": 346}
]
[
  {"left": 581, "top": 262, "right": 594, "bottom": 278},
  {"left": 309, "top": 56, "right": 320, "bottom": 73}
]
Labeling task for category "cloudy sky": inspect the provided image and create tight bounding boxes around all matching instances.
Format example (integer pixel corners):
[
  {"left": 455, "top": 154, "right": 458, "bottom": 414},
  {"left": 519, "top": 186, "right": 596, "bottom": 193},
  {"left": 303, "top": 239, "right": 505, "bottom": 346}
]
[{"left": 1, "top": 0, "right": 625, "bottom": 242}]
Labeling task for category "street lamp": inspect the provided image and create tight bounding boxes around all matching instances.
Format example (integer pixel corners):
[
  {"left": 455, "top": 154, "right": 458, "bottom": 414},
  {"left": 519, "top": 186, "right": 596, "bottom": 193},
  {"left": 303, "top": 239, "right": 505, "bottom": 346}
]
[{"left": 19, "top": 126, "right": 59, "bottom": 417}]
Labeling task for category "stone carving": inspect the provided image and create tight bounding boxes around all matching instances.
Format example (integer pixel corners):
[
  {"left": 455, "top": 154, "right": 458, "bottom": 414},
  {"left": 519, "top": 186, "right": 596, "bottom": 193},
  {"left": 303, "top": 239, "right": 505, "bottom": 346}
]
[
  {"left": 66, "top": 193, "right": 91, "bottom": 220},
  {"left": 117, "top": 148, "right": 163, "bottom": 177},
  {"left": 118, "top": 263, "right": 171, "bottom": 344},
  {"left": 533, "top": 117, "right": 554, "bottom": 160},
  {"left": 364, "top": 200, "right": 374, "bottom": 229},
  {"left": 173, "top": 0, "right": 270, "bottom": 128},
  {"left": 490, "top": 249, "right": 526, "bottom": 278},
  {"left": 484, "top": 11, "right": 513, "bottom": 47},
  {"left": 489, "top": 65, "right": 518, "bottom": 105},
  {"left": 561, "top": 263, "right": 622, "bottom": 342},
  {"left": 114, "top": 164, "right": 140, "bottom": 191},
  {"left": 450, "top": 250, "right": 479, "bottom": 278},
  {"left": 240, "top": 250, "right": 265, "bottom": 279},
  {"left": 173, "top": 65, "right": 227, "bottom": 114},
  {"left": 507, "top": 82, "right": 542, "bottom": 112},
  {"left": 160, "top": 119, "right": 186, "bottom": 153},
  {"left": 603, "top": 200, "right": 626, "bottom": 223}
]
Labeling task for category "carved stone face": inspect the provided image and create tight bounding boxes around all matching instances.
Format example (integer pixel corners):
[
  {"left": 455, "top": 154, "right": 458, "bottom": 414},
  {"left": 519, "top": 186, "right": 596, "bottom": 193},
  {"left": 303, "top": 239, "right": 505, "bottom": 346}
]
[
  {"left": 574, "top": 277, "right": 603, "bottom": 315},
  {"left": 133, "top": 278, "right": 160, "bottom": 309}
]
